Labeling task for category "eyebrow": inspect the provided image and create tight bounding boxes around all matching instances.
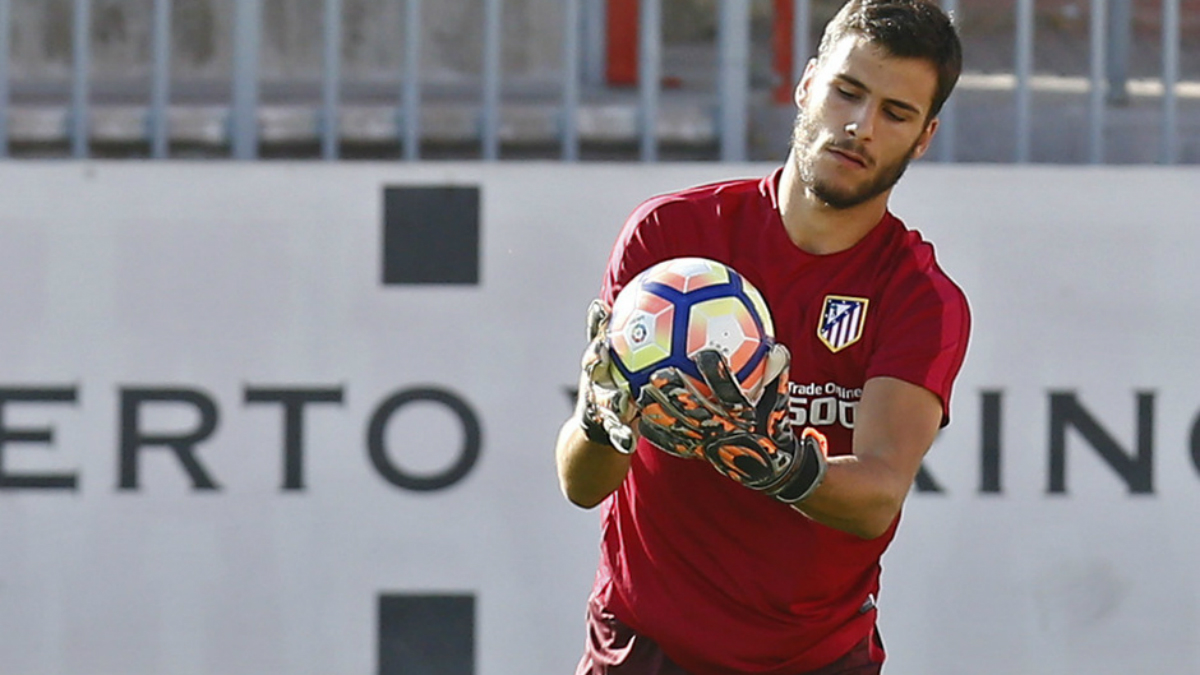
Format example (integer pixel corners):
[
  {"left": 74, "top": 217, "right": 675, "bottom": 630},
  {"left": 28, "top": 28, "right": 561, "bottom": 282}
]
[{"left": 835, "top": 74, "right": 925, "bottom": 118}]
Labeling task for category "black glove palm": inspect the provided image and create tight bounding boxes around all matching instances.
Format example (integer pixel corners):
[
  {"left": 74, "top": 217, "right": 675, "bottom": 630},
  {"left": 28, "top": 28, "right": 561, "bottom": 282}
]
[{"left": 637, "top": 346, "right": 827, "bottom": 503}]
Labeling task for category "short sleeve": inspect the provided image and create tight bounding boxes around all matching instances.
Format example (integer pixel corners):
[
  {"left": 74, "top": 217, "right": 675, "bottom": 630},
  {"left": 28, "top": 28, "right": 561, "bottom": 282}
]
[{"left": 866, "top": 275, "right": 971, "bottom": 425}]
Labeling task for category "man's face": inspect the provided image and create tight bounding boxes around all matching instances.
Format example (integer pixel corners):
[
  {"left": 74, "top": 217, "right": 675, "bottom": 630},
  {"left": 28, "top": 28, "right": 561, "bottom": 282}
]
[{"left": 791, "top": 35, "right": 939, "bottom": 210}]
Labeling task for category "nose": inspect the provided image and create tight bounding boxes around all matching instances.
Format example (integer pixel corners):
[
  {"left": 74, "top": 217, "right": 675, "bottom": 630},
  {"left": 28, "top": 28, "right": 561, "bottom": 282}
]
[{"left": 843, "top": 109, "right": 874, "bottom": 140}]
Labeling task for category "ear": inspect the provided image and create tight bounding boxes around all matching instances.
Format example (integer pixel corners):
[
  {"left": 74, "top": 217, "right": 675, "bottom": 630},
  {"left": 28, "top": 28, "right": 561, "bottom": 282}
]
[
  {"left": 793, "top": 58, "right": 819, "bottom": 108},
  {"left": 909, "top": 117, "right": 940, "bottom": 160}
]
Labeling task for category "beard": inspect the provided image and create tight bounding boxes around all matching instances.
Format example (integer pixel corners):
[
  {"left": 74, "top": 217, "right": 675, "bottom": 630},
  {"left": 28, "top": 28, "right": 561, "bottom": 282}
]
[{"left": 791, "top": 111, "right": 921, "bottom": 210}]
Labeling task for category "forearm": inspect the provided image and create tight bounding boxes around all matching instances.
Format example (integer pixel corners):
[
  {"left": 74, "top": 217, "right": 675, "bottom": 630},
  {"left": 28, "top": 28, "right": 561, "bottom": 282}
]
[
  {"left": 555, "top": 418, "right": 632, "bottom": 508},
  {"left": 791, "top": 454, "right": 912, "bottom": 539},
  {"left": 790, "top": 378, "right": 941, "bottom": 539}
]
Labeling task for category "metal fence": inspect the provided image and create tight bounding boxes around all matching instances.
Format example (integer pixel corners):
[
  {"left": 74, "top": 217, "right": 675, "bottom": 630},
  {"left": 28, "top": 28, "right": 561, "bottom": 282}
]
[{"left": 0, "top": 0, "right": 1192, "bottom": 163}]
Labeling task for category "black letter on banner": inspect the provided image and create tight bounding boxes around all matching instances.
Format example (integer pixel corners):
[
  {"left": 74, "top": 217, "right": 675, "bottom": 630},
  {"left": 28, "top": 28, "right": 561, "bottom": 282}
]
[
  {"left": 0, "top": 387, "right": 79, "bottom": 490},
  {"left": 367, "top": 388, "right": 481, "bottom": 491},
  {"left": 119, "top": 388, "right": 220, "bottom": 491},
  {"left": 245, "top": 387, "right": 344, "bottom": 491},
  {"left": 981, "top": 391, "right": 1003, "bottom": 494},
  {"left": 1191, "top": 412, "right": 1200, "bottom": 479},
  {"left": 913, "top": 464, "right": 944, "bottom": 493},
  {"left": 1048, "top": 391, "right": 1154, "bottom": 494}
]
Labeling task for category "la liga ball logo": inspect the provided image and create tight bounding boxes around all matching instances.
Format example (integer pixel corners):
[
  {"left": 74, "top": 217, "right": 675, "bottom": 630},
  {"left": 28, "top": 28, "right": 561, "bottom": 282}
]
[
  {"left": 606, "top": 257, "right": 776, "bottom": 404},
  {"left": 630, "top": 319, "right": 650, "bottom": 345}
]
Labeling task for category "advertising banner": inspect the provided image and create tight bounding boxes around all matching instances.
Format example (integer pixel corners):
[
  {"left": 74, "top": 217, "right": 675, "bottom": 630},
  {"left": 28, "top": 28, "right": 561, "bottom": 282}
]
[{"left": 0, "top": 163, "right": 1196, "bottom": 675}]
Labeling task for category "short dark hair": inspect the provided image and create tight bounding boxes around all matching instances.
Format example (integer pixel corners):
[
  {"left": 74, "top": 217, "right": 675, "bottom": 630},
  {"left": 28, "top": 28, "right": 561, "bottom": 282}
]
[{"left": 817, "top": 0, "right": 963, "bottom": 119}]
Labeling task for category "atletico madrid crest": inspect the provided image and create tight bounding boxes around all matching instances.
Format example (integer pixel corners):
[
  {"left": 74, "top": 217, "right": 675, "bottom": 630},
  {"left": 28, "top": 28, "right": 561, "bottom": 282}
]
[{"left": 818, "top": 295, "right": 869, "bottom": 353}]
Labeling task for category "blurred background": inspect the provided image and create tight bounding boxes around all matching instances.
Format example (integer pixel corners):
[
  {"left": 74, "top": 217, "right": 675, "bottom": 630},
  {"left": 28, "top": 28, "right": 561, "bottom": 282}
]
[{"left": 0, "top": 0, "right": 1196, "bottom": 163}]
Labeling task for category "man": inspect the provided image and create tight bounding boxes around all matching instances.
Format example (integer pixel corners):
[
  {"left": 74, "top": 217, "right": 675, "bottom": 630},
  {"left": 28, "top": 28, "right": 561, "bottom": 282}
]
[{"left": 556, "top": 1, "right": 970, "bottom": 673}]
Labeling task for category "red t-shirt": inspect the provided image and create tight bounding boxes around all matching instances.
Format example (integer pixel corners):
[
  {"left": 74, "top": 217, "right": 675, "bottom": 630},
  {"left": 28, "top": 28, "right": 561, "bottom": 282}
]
[{"left": 591, "top": 169, "right": 971, "bottom": 674}]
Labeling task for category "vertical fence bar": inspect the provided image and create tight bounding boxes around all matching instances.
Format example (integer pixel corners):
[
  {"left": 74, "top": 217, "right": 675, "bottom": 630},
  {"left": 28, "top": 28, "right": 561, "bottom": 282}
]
[
  {"left": 791, "top": 0, "right": 810, "bottom": 87},
  {"left": 0, "top": 0, "right": 10, "bottom": 158},
  {"left": 402, "top": 0, "right": 421, "bottom": 160},
  {"left": 71, "top": 0, "right": 91, "bottom": 159},
  {"left": 481, "top": 0, "right": 502, "bottom": 160},
  {"left": 717, "top": 0, "right": 750, "bottom": 162},
  {"left": 321, "top": 0, "right": 342, "bottom": 160},
  {"left": 1013, "top": 0, "right": 1033, "bottom": 163},
  {"left": 1160, "top": 0, "right": 1179, "bottom": 164},
  {"left": 231, "top": 0, "right": 261, "bottom": 160},
  {"left": 582, "top": 0, "right": 606, "bottom": 86},
  {"left": 1087, "top": 0, "right": 1106, "bottom": 163},
  {"left": 149, "top": 0, "right": 172, "bottom": 159},
  {"left": 561, "top": 0, "right": 581, "bottom": 161},
  {"left": 935, "top": 0, "right": 957, "bottom": 162},
  {"left": 1106, "top": 0, "right": 1130, "bottom": 103},
  {"left": 638, "top": 0, "right": 661, "bottom": 162}
]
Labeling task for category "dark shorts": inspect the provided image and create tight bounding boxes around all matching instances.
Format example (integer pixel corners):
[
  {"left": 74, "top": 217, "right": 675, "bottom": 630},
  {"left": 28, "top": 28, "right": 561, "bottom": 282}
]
[{"left": 575, "top": 599, "right": 885, "bottom": 675}]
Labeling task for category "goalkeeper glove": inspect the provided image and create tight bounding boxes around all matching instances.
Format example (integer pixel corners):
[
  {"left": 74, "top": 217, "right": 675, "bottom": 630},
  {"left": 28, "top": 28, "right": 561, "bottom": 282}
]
[
  {"left": 575, "top": 299, "right": 637, "bottom": 454},
  {"left": 637, "top": 346, "right": 827, "bottom": 503}
]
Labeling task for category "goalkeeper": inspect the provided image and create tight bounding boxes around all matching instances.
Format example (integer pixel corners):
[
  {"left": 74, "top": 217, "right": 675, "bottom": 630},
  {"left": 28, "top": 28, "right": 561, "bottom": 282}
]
[{"left": 555, "top": 1, "right": 970, "bottom": 674}]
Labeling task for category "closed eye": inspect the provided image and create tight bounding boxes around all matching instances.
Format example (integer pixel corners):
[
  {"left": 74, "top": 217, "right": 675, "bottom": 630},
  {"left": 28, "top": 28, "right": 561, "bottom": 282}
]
[{"left": 884, "top": 100, "right": 923, "bottom": 122}]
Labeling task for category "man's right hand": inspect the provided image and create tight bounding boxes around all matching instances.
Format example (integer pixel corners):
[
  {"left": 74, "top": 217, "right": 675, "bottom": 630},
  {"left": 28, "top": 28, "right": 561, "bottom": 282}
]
[
  {"left": 576, "top": 299, "right": 638, "bottom": 454},
  {"left": 636, "top": 346, "right": 827, "bottom": 503}
]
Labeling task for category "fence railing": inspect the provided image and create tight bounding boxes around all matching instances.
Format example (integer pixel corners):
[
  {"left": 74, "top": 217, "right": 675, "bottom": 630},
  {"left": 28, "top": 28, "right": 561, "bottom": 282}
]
[{"left": 0, "top": 0, "right": 1191, "bottom": 163}]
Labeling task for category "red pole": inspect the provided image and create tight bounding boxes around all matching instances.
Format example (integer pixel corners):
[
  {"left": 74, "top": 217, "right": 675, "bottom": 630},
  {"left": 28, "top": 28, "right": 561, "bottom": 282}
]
[
  {"left": 607, "top": 0, "right": 639, "bottom": 86},
  {"left": 773, "top": 0, "right": 794, "bottom": 103}
]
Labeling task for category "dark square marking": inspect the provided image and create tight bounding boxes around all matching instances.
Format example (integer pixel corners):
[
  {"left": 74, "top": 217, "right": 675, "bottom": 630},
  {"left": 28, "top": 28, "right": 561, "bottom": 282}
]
[{"left": 383, "top": 186, "right": 480, "bottom": 285}]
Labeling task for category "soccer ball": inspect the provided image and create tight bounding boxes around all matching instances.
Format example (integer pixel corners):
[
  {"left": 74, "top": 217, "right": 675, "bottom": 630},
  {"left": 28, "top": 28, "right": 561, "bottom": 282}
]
[{"left": 607, "top": 257, "right": 776, "bottom": 404}]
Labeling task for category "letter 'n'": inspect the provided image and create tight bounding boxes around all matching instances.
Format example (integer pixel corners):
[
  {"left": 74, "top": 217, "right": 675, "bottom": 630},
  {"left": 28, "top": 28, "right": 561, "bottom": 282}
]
[{"left": 1048, "top": 391, "right": 1154, "bottom": 494}]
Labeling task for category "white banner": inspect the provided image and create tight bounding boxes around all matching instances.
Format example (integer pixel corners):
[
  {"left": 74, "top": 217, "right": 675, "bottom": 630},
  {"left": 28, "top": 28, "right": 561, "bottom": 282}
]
[{"left": 0, "top": 163, "right": 1196, "bottom": 675}]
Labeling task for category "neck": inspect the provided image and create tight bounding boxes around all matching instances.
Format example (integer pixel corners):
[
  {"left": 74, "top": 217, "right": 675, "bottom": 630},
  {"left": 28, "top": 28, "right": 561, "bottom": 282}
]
[{"left": 778, "top": 150, "right": 890, "bottom": 255}]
